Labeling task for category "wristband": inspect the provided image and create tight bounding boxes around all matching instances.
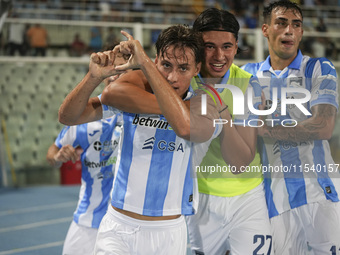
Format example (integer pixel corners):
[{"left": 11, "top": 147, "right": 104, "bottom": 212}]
[{"left": 219, "top": 105, "right": 228, "bottom": 114}]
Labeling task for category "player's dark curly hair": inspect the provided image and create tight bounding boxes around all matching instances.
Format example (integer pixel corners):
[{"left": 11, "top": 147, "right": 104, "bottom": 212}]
[
  {"left": 263, "top": 0, "right": 303, "bottom": 24},
  {"left": 155, "top": 24, "right": 204, "bottom": 65}
]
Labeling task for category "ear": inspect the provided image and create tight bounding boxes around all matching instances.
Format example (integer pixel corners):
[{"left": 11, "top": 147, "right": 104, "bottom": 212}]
[
  {"left": 234, "top": 40, "right": 238, "bottom": 55},
  {"left": 262, "top": 24, "right": 269, "bottom": 38},
  {"left": 194, "top": 62, "right": 201, "bottom": 77}
]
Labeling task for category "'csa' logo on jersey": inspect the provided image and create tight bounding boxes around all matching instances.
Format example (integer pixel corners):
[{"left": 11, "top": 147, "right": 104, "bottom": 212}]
[{"left": 142, "top": 137, "right": 184, "bottom": 152}]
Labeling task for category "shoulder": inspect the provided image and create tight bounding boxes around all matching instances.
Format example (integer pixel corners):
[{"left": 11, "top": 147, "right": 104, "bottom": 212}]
[
  {"left": 240, "top": 62, "right": 263, "bottom": 76},
  {"left": 230, "top": 64, "right": 252, "bottom": 78},
  {"left": 304, "top": 56, "right": 337, "bottom": 77}
]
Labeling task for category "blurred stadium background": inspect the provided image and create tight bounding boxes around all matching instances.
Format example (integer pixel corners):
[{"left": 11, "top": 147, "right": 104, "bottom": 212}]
[{"left": 0, "top": 0, "right": 340, "bottom": 188}]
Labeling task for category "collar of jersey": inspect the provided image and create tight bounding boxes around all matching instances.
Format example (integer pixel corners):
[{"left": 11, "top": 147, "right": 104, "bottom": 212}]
[{"left": 261, "top": 50, "right": 303, "bottom": 72}]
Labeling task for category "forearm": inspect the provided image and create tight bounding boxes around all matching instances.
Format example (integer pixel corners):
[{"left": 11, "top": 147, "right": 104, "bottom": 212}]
[
  {"left": 260, "top": 104, "right": 336, "bottom": 142},
  {"left": 101, "top": 82, "right": 162, "bottom": 114},
  {"left": 220, "top": 129, "right": 256, "bottom": 171},
  {"left": 262, "top": 121, "right": 331, "bottom": 141},
  {"left": 46, "top": 144, "right": 62, "bottom": 168},
  {"left": 141, "top": 60, "right": 190, "bottom": 138},
  {"left": 219, "top": 111, "right": 256, "bottom": 172},
  {"left": 58, "top": 72, "right": 103, "bottom": 125}
]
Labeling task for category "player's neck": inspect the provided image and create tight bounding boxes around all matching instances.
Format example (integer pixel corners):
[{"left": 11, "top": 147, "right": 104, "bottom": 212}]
[{"left": 269, "top": 53, "right": 296, "bottom": 71}]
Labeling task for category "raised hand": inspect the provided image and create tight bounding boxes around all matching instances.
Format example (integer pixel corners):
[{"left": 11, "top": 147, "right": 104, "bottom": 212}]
[
  {"left": 114, "top": 31, "right": 148, "bottom": 72},
  {"left": 89, "top": 46, "right": 126, "bottom": 80}
]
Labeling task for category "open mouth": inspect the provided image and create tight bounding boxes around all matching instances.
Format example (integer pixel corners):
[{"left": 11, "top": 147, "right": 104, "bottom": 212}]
[
  {"left": 281, "top": 40, "right": 294, "bottom": 46},
  {"left": 210, "top": 63, "right": 225, "bottom": 71}
]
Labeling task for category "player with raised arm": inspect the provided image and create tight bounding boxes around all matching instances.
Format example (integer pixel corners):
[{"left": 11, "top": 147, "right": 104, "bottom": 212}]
[
  {"left": 59, "top": 24, "right": 224, "bottom": 254},
  {"left": 98, "top": 9, "right": 271, "bottom": 255}
]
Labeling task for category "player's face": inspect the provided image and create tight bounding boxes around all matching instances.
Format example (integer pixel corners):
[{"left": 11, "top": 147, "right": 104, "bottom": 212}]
[
  {"left": 263, "top": 8, "right": 303, "bottom": 62},
  {"left": 155, "top": 45, "right": 201, "bottom": 98},
  {"left": 200, "top": 31, "right": 238, "bottom": 79}
]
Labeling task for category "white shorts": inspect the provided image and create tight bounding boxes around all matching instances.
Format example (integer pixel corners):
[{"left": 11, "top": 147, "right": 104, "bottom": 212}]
[
  {"left": 271, "top": 200, "right": 340, "bottom": 255},
  {"left": 186, "top": 183, "right": 273, "bottom": 255},
  {"left": 62, "top": 220, "right": 98, "bottom": 255},
  {"left": 94, "top": 206, "right": 187, "bottom": 255}
]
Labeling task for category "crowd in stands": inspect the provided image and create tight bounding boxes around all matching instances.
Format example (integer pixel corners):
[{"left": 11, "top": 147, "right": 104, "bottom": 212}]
[{"left": 0, "top": 0, "right": 339, "bottom": 60}]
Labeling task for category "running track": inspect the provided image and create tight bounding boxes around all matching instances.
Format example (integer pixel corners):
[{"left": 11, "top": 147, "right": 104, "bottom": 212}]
[{"left": 0, "top": 185, "right": 192, "bottom": 255}]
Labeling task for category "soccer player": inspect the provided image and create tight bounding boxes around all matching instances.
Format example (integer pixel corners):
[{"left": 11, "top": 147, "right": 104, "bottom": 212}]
[
  {"left": 101, "top": 8, "right": 272, "bottom": 255},
  {"left": 59, "top": 25, "right": 223, "bottom": 254},
  {"left": 186, "top": 8, "right": 273, "bottom": 255},
  {"left": 46, "top": 114, "right": 122, "bottom": 255},
  {"left": 242, "top": 1, "right": 340, "bottom": 254}
]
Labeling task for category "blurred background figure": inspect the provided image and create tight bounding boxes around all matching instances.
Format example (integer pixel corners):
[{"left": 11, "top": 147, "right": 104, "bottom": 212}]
[
  {"left": 26, "top": 23, "right": 49, "bottom": 56},
  {"left": 88, "top": 26, "right": 102, "bottom": 53},
  {"left": 104, "top": 27, "right": 117, "bottom": 51},
  {"left": 46, "top": 114, "right": 122, "bottom": 255},
  {"left": 7, "top": 13, "right": 25, "bottom": 56},
  {"left": 69, "top": 33, "right": 87, "bottom": 57}
]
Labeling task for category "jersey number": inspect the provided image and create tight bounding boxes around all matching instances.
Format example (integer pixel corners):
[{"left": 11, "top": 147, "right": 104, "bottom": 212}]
[
  {"left": 253, "top": 235, "right": 272, "bottom": 255},
  {"left": 330, "top": 245, "right": 340, "bottom": 255}
]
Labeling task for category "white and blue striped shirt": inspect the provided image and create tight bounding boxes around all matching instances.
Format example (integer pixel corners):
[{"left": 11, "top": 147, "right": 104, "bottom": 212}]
[
  {"left": 242, "top": 50, "right": 340, "bottom": 218},
  {"left": 55, "top": 115, "right": 122, "bottom": 228},
  {"left": 102, "top": 104, "right": 221, "bottom": 217}
]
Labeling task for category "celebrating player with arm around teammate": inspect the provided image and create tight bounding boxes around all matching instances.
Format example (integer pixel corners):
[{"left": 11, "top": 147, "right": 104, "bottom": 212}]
[{"left": 98, "top": 9, "right": 271, "bottom": 255}]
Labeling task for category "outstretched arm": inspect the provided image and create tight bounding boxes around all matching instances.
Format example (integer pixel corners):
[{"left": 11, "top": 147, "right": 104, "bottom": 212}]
[{"left": 258, "top": 104, "right": 337, "bottom": 142}]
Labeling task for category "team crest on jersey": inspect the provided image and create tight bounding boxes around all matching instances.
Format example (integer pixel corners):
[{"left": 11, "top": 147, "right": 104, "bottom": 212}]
[
  {"left": 265, "top": 99, "right": 281, "bottom": 118},
  {"left": 289, "top": 77, "right": 303, "bottom": 87},
  {"left": 92, "top": 140, "right": 119, "bottom": 156},
  {"left": 142, "top": 136, "right": 184, "bottom": 152}
]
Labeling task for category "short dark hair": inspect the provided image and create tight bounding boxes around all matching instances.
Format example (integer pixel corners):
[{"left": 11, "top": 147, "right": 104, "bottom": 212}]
[
  {"left": 263, "top": 0, "right": 303, "bottom": 24},
  {"left": 155, "top": 24, "right": 204, "bottom": 65},
  {"left": 193, "top": 8, "right": 240, "bottom": 42}
]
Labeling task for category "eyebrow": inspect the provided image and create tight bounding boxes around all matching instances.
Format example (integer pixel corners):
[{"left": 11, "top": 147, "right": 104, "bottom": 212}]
[
  {"left": 179, "top": 63, "right": 190, "bottom": 68},
  {"left": 204, "top": 42, "right": 234, "bottom": 46},
  {"left": 276, "top": 17, "right": 303, "bottom": 24}
]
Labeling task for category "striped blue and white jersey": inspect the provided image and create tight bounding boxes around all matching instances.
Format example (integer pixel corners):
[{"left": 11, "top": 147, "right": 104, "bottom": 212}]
[
  {"left": 55, "top": 114, "right": 122, "bottom": 228},
  {"left": 102, "top": 103, "right": 221, "bottom": 217},
  {"left": 242, "top": 50, "right": 340, "bottom": 218}
]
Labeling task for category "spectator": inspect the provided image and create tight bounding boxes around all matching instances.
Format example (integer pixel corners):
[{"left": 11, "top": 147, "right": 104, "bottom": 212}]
[
  {"left": 104, "top": 27, "right": 117, "bottom": 50},
  {"left": 7, "top": 13, "right": 26, "bottom": 56},
  {"left": 69, "top": 33, "right": 87, "bottom": 57},
  {"left": 315, "top": 17, "right": 327, "bottom": 32},
  {"left": 26, "top": 23, "right": 48, "bottom": 56},
  {"left": 88, "top": 26, "right": 102, "bottom": 53},
  {"left": 313, "top": 17, "right": 328, "bottom": 58},
  {"left": 22, "top": 24, "right": 31, "bottom": 56}
]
